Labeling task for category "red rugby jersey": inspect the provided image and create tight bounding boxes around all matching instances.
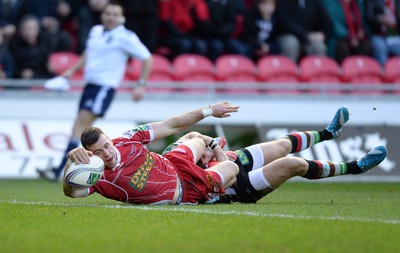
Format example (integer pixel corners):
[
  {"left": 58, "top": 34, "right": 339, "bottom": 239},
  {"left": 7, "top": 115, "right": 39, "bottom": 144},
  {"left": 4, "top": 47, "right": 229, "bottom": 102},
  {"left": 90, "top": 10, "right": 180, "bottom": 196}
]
[{"left": 89, "top": 124, "right": 178, "bottom": 204}]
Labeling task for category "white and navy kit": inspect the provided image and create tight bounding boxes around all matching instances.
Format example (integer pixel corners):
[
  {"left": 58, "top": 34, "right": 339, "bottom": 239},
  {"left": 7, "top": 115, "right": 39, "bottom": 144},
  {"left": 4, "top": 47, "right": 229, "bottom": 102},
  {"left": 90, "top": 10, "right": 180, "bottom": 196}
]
[{"left": 79, "top": 25, "right": 151, "bottom": 116}]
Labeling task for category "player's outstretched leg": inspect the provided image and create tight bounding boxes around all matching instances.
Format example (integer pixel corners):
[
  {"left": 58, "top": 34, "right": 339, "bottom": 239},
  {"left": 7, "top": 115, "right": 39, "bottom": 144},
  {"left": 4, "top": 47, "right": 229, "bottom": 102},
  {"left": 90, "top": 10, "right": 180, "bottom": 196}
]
[
  {"left": 356, "top": 145, "right": 388, "bottom": 172},
  {"left": 303, "top": 145, "right": 387, "bottom": 179},
  {"left": 287, "top": 106, "right": 350, "bottom": 154},
  {"left": 325, "top": 106, "right": 350, "bottom": 139}
]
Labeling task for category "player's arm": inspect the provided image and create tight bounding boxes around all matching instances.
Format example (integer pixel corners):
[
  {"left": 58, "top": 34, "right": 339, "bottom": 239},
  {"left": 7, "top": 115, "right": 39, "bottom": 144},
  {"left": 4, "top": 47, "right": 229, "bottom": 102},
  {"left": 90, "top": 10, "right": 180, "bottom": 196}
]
[
  {"left": 150, "top": 101, "right": 239, "bottom": 142},
  {"left": 61, "top": 51, "right": 86, "bottom": 79},
  {"left": 198, "top": 134, "right": 229, "bottom": 162},
  {"left": 63, "top": 157, "right": 90, "bottom": 198},
  {"left": 131, "top": 56, "right": 152, "bottom": 102}
]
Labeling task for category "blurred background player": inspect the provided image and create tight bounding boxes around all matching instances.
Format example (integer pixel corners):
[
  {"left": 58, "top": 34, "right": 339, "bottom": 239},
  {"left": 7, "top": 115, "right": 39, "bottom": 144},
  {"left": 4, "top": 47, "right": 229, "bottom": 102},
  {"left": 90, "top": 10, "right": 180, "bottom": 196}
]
[{"left": 38, "top": 1, "right": 152, "bottom": 182}]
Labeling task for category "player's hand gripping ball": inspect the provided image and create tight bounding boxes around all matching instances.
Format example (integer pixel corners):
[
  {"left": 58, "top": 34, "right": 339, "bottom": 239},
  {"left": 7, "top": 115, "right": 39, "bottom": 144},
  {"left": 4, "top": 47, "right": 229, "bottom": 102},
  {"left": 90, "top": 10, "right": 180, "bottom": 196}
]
[{"left": 65, "top": 156, "right": 104, "bottom": 187}]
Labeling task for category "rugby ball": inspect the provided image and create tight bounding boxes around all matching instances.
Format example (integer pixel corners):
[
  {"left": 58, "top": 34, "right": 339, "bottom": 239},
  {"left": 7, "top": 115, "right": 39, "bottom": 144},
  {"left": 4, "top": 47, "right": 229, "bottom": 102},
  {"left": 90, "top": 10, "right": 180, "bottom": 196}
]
[{"left": 64, "top": 155, "right": 105, "bottom": 187}]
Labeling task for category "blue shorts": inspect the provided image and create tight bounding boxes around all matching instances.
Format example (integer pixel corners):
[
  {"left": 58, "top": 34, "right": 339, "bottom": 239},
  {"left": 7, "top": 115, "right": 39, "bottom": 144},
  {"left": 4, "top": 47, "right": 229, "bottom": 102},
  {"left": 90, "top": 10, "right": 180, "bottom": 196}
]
[{"left": 78, "top": 83, "right": 116, "bottom": 117}]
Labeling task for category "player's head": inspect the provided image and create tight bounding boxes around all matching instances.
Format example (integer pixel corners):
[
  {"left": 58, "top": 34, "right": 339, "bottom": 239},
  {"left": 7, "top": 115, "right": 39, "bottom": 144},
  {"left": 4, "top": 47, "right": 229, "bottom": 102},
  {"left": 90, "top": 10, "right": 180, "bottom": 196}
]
[
  {"left": 81, "top": 127, "right": 117, "bottom": 168},
  {"left": 101, "top": 1, "right": 125, "bottom": 30}
]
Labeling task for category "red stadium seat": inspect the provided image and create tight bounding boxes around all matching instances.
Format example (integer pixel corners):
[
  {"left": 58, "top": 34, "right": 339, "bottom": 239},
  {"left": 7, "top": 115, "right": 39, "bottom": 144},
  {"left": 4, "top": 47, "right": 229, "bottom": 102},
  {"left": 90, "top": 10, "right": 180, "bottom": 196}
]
[
  {"left": 48, "top": 52, "right": 83, "bottom": 80},
  {"left": 216, "top": 54, "right": 258, "bottom": 81},
  {"left": 173, "top": 54, "right": 215, "bottom": 81},
  {"left": 299, "top": 56, "right": 342, "bottom": 94},
  {"left": 384, "top": 56, "right": 400, "bottom": 94},
  {"left": 257, "top": 55, "right": 300, "bottom": 94},
  {"left": 341, "top": 56, "right": 384, "bottom": 94},
  {"left": 384, "top": 56, "right": 400, "bottom": 83},
  {"left": 172, "top": 54, "right": 216, "bottom": 93},
  {"left": 125, "top": 54, "right": 174, "bottom": 93},
  {"left": 215, "top": 54, "right": 258, "bottom": 94},
  {"left": 125, "top": 54, "right": 173, "bottom": 81}
]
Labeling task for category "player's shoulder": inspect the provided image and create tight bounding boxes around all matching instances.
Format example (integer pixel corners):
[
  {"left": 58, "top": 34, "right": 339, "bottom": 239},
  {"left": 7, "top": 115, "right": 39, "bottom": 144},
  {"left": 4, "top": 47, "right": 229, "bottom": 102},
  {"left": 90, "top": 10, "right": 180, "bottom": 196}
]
[
  {"left": 89, "top": 25, "right": 104, "bottom": 35},
  {"left": 117, "top": 124, "right": 152, "bottom": 139},
  {"left": 114, "top": 25, "right": 137, "bottom": 37}
]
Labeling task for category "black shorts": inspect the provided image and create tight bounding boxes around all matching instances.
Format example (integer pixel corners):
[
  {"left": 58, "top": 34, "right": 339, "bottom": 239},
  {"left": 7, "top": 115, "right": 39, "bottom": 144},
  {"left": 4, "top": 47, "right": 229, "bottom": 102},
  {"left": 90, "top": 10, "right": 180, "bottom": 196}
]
[{"left": 78, "top": 83, "right": 116, "bottom": 117}]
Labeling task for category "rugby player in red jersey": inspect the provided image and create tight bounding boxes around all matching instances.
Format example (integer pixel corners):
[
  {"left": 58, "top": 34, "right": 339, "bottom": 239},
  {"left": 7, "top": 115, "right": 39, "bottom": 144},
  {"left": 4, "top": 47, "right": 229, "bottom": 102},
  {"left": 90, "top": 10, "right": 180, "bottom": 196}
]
[{"left": 63, "top": 101, "right": 240, "bottom": 204}]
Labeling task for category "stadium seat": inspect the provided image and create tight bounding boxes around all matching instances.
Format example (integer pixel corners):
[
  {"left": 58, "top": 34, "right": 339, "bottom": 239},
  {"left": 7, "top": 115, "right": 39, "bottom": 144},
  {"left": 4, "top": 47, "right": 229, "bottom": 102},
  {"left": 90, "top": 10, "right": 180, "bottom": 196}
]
[
  {"left": 173, "top": 54, "right": 215, "bottom": 81},
  {"left": 257, "top": 55, "right": 300, "bottom": 94},
  {"left": 384, "top": 56, "right": 400, "bottom": 83},
  {"left": 125, "top": 53, "right": 173, "bottom": 81},
  {"left": 215, "top": 54, "right": 259, "bottom": 94},
  {"left": 48, "top": 52, "right": 83, "bottom": 80},
  {"left": 172, "top": 54, "right": 216, "bottom": 93},
  {"left": 384, "top": 56, "right": 400, "bottom": 94},
  {"left": 299, "top": 56, "right": 342, "bottom": 94},
  {"left": 125, "top": 54, "right": 174, "bottom": 93},
  {"left": 341, "top": 56, "right": 384, "bottom": 94}
]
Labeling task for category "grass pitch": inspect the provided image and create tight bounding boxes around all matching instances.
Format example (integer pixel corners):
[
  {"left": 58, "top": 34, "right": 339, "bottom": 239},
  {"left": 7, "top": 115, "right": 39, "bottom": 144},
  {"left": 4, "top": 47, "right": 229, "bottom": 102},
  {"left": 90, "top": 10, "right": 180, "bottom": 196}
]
[{"left": 0, "top": 179, "right": 399, "bottom": 253}]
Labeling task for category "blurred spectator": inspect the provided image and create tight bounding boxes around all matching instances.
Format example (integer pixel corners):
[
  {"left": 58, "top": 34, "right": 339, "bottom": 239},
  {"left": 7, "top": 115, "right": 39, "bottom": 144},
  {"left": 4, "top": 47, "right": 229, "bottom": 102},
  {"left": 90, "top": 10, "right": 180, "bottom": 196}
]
[
  {"left": 275, "top": 0, "right": 333, "bottom": 62},
  {"left": 364, "top": 0, "right": 400, "bottom": 66},
  {"left": 240, "top": 0, "right": 280, "bottom": 61},
  {"left": 0, "top": 0, "right": 29, "bottom": 41},
  {"left": 27, "top": 0, "right": 74, "bottom": 52},
  {"left": 158, "top": 0, "right": 208, "bottom": 59},
  {"left": 0, "top": 27, "right": 14, "bottom": 78},
  {"left": 75, "top": 0, "right": 109, "bottom": 53},
  {"left": 120, "top": 0, "right": 159, "bottom": 52},
  {"left": 9, "top": 15, "right": 52, "bottom": 79},
  {"left": 197, "top": 0, "right": 249, "bottom": 61},
  {"left": 322, "top": 0, "right": 372, "bottom": 64}
]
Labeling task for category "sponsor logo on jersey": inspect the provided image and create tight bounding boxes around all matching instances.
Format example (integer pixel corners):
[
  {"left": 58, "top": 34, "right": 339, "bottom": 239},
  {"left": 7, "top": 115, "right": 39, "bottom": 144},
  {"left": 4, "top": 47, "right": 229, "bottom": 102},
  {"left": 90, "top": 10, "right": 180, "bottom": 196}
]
[
  {"left": 121, "top": 125, "right": 152, "bottom": 139},
  {"left": 129, "top": 153, "right": 153, "bottom": 191}
]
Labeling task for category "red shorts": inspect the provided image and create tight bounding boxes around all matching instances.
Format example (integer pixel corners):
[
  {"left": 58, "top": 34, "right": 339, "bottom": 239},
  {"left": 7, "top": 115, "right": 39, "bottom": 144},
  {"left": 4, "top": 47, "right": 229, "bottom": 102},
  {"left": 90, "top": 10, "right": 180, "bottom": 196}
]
[{"left": 163, "top": 144, "right": 224, "bottom": 204}]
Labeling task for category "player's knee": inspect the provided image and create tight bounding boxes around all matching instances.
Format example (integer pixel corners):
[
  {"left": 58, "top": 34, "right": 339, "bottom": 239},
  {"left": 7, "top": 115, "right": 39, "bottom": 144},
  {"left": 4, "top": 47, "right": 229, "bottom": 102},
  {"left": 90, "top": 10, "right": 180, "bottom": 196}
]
[
  {"left": 285, "top": 157, "right": 308, "bottom": 175},
  {"left": 278, "top": 138, "right": 292, "bottom": 156},
  {"left": 222, "top": 160, "right": 239, "bottom": 176}
]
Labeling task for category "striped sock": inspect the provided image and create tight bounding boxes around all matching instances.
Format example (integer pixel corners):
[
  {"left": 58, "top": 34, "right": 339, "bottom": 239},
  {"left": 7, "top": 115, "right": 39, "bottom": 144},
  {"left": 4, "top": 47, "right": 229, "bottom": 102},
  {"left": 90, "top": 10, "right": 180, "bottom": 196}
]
[
  {"left": 303, "top": 160, "right": 360, "bottom": 179},
  {"left": 287, "top": 130, "right": 333, "bottom": 153}
]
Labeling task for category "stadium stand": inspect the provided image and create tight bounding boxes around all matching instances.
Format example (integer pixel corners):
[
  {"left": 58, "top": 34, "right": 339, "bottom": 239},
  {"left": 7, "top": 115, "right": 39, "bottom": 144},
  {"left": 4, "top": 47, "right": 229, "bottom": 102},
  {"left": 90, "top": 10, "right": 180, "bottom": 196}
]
[
  {"left": 384, "top": 56, "right": 400, "bottom": 94},
  {"left": 173, "top": 54, "right": 215, "bottom": 81},
  {"left": 341, "top": 56, "right": 384, "bottom": 94},
  {"left": 215, "top": 54, "right": 259, "bottom": 94},
  {"left": 299, "top": 55, "right": 342, "bottom": 94},
  {"left": 384, "top": 56, "right": 400, "bottom": 83},
  {"left": 172, "top": 54, "right": 216, "bottom": 93},
  {"left": 124, "top": 54, "right": 174, "bottom": 93},
  {"left": 48, "top": 52, "right": 83, "bottom": 80},
  {"left": 257, "top": 55, "right": 300, "bottom": 94}
]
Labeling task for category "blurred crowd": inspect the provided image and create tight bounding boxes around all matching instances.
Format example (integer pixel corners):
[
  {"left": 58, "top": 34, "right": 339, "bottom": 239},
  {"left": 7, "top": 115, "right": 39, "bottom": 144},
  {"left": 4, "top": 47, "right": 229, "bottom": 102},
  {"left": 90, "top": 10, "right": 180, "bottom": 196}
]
[{"left": 1, "top": 0, "right": 400, "bottom": 80}]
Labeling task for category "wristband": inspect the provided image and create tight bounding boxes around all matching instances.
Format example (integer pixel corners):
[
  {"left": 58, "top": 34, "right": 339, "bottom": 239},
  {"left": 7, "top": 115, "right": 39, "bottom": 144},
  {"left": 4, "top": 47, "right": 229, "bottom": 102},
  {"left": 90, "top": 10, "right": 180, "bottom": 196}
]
[
  {"left": 208, "top": 139, "right": 219, "bottom": 150},
  {"left": 137, "top": 79, "right": 147, "bottom": 87},
  {"left": 201, "top": 105, "right": 213, "bottom": 118}
]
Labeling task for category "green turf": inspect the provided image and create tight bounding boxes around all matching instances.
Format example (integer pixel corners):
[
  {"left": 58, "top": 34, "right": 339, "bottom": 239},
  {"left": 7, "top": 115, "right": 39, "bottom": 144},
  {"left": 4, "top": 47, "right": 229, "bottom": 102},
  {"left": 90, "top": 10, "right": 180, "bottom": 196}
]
[{"left": 0, "top": 179, "right": 399, "bottom": 253}]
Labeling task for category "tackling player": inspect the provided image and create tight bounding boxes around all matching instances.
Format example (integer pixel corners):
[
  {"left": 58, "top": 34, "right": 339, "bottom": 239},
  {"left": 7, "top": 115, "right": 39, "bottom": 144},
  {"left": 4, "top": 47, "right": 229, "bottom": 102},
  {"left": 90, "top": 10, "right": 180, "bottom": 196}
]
[{"left": 163, "top": 107, "right": 388, "bottom": 204}]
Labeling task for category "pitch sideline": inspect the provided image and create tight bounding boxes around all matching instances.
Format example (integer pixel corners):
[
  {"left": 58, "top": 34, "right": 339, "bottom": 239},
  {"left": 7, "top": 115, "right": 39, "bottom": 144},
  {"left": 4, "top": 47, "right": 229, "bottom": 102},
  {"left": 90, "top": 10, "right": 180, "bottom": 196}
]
[{"left": 2, "top": 199, "right": 399, "bottom": 225}]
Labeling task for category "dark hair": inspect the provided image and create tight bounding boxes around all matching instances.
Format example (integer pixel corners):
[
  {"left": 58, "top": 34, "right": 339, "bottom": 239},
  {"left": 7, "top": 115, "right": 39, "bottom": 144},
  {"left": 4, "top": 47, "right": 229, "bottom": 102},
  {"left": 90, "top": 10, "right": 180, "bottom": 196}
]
[
  {"left": 18, "top": 14, "right": 40, "bottom": 30},
  {"left": 107, "top": 0, "right": 125, "bottom": 14},
  {"left": 81, "top": 127, "right": 104, "bottom": 149}
]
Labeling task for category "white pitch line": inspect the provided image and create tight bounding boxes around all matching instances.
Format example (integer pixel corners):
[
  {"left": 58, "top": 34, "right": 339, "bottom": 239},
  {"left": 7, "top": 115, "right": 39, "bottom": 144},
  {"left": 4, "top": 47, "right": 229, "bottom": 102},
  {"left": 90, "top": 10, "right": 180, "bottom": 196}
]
[{"left": 2, "top": 199, "right": 400, "bottom": 225}]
